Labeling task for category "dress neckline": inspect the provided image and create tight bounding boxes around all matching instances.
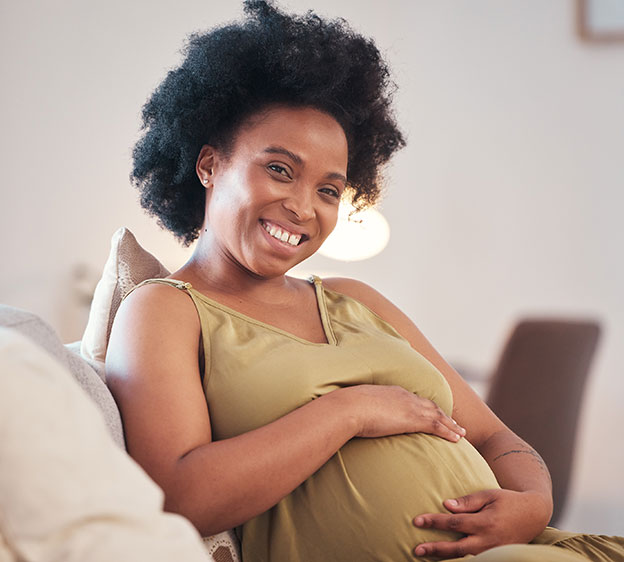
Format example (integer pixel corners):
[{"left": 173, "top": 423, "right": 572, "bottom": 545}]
[{"left": 165, "top": 276, "right": 338, "bottom": 347}]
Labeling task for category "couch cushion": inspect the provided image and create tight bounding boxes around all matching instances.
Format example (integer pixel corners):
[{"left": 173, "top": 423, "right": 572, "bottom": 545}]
[
  {"left": 80, "top": 227, "right": 170, "bottom": 365},
  {"left": 0, "top": 327, "right": 210, "bottom": 562},
  {"left": 0, "top": 305, "right": 125, "bottom": 449}
]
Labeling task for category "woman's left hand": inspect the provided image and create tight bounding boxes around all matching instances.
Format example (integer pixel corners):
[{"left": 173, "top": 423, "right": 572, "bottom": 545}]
[{"left": 412, "top": 488, "right": 550, "bottom": 559}]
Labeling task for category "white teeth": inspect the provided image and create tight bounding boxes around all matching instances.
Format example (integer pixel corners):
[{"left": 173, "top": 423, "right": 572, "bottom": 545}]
[{"left": 262, "top": 221, "right": 302, "bottom": 246}]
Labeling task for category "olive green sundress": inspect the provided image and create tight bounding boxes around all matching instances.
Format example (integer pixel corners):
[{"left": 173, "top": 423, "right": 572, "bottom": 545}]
[{"left": 133, "top": 277, "right": 624, "bottom": 562}]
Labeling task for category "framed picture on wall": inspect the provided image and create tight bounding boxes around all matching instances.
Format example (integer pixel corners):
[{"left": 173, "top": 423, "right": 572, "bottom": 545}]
[{"left": 577, "top": 0, "right": 624, "bottom": 41}]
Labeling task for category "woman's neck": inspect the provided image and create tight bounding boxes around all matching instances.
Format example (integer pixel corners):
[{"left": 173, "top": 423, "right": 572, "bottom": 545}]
[{"left": 172, "top": 232, "right": 296, "bottom": 303}]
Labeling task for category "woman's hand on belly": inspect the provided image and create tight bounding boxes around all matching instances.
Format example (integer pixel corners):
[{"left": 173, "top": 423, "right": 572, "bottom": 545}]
[
  {"left": 412, "top": 488, "right": 551, "bottom": 558},
  {"left": 343, "top": 384, "right": 466, "bottom": 441}
]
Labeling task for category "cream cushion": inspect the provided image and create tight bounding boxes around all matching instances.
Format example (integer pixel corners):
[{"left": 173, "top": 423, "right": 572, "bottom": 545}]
[
  {"left": 80, "top": 227, "right": 170, "bottom": 364},
  {"left": 0, "top": 327, "right": 210, "bottom": 562},
  {"left": 1, "top": 304, "right": 124, "bottom": 449}
]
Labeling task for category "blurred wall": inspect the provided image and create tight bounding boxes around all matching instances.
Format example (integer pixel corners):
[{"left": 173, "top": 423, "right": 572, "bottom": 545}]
[{"left": 1, "top": 0, "right": 622, "bottom": 534}]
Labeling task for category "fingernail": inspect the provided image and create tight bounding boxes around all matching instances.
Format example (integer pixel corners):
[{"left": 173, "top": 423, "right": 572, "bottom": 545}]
[
  {"left": 452, "top": 419, "right": 466, "bottom": 434},
  {"left": 448, "top": 499, "right": 459, "bottom": 507},
  {"left": 415, "top": 546, "right": 426, "bottom": 556},
  {"left": 414, "top": 516, "right": 423, "bottom": 526}
]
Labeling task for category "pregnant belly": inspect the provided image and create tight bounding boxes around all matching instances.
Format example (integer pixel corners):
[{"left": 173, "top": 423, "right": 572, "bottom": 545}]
[{"left": 243, "top": 433, "right": 500, "bottom": 562}]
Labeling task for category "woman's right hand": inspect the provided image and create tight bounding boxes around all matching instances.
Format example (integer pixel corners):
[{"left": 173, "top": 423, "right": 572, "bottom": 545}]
[{"left": 340, "top": 384, "right": 466, "bottom": 442}]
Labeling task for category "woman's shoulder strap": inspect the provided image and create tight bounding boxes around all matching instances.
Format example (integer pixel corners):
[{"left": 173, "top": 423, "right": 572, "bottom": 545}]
[{"left": 123, "top": 278, "right": 193, "bottom": 301}]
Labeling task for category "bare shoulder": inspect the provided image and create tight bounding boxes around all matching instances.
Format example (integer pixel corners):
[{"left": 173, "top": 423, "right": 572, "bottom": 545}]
[
  {"left": 106, "top": 281, "right": 201, "bottom": 387},
  {"left": 117, "top": 280, "right": 198, "bottom": 320},
  {"left": 112, "top": 282, "right": 199, "bottom": 336}
]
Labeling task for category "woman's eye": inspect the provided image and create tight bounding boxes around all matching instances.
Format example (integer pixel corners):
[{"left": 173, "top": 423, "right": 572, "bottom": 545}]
[
  {"left": 320, "top": 187, "right": 340, "bottom": 198},
  {"left": 268, "top": 164, "right": 291, "bottom": 178}
]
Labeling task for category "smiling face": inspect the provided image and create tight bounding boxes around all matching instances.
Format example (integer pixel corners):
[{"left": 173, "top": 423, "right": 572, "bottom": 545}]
[{"left": 197, "top": 105, "right": 349, "bottom": 279}]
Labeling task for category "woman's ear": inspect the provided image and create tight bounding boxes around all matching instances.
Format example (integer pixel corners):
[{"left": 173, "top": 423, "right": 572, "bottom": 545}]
[{"left": 196, "top": 145, "right": 217, "bottom": 188}]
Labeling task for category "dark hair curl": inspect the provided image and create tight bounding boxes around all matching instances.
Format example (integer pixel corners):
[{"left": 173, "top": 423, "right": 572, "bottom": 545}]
[{"left": 132, "top": 0, "right": 405, "bottom": 245}]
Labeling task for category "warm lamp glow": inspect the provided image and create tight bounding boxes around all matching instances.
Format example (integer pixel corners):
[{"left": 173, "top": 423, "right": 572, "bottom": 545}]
[{"left": 318, "top": 202, "right": 390, "bottom": 262}]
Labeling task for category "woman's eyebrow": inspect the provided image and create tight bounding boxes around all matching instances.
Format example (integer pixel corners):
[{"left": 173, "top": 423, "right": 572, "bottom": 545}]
[
  {"left": 326, "top": 171, "right": 347, "bottom": 186},
  {"left": 263, "top": 145, "right": 347, "bottom": 185},
  {"left": 263, "top": 146, "right": 303, "bottom": 166}
]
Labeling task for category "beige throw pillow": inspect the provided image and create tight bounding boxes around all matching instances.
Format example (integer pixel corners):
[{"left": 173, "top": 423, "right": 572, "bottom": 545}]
[{"left": 80, "top": 227, "right": 170, "bottom": 364}]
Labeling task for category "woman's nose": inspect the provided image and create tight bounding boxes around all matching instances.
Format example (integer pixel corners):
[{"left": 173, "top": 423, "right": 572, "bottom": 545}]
[{"left": 282, "top": 190, "right": 315, "bottom": 222}]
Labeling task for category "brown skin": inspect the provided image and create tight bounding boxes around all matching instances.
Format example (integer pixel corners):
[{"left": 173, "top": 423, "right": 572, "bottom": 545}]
[{"left": 106, "top": 105, "right": 552, "bottom": 558}]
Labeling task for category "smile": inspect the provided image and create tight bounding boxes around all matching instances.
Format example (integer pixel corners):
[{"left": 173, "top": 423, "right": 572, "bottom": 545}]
[{"left": 261, "top": 220, "right": 306, "bottom": 247}]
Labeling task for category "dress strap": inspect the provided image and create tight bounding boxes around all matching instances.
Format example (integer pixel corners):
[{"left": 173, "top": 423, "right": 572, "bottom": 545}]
[
  {"left": 308, "top": 276, "right": 337, "bottom": 346},
  {"left": 123, "top": 278, "right": 192, "bottom": 301}
]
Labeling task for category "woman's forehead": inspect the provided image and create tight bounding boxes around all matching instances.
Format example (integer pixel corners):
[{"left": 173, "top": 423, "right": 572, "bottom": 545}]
[{"left": 232, "top": 105, "right": 348, "bottom": 166}]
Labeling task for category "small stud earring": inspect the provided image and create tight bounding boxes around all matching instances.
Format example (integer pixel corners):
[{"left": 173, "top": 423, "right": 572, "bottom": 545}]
[{"left": 202, "top": 178, "right": 209, "bottom": 185}]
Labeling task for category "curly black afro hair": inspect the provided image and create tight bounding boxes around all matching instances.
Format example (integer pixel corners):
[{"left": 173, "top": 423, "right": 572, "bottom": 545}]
[{"left": 132, "top": 0, "right": 405, "bottom": 245}]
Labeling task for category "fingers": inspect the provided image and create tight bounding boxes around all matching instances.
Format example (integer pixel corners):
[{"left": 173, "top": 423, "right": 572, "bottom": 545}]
[
  {"left": 351, "top": 384, "right": 466, "bottom": 440},
  {"left": 443, "top": 490, "right": 495, "bottom": 513},
  {"left": 413, "top": 512, "right": 490, "bottom": 559},
  {"left": 414, "top": 513, "right": 476, "bottom": 534},
  {"left": 414, "top": 536, "right": 484, "bottom": 559},
  {"left": 417, "top": 400, "right": 466, "bottom": 442},
  {"left": 413, "top": 490, "right": 529, "bottom": 558}
]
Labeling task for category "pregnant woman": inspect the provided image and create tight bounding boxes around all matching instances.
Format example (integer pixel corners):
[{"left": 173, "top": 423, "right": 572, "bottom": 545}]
[{"left": 106, "top": 2, "right": 624, "bottom": 560}]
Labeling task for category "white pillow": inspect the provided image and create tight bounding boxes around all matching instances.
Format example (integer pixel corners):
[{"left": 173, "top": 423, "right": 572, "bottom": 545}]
[
  {"left": 80, "top": 227, "right": 170, "bottom": 364},
  {"left": 0, "top": 327, "right": 212, "bottom": 562}
]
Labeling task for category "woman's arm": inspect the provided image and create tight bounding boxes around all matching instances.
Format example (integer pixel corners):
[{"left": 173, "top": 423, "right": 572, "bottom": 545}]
[
  {"left": 105, "top": 283, "right": 464, "bottom": 537},
  {"left": 323, "top": 278, "right": 553, "bottom": 558}
]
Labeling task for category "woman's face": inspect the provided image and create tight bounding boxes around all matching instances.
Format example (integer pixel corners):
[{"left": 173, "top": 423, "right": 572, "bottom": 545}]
[{"left": 201, "top": 105, "right": 348, "bottom": 278}]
